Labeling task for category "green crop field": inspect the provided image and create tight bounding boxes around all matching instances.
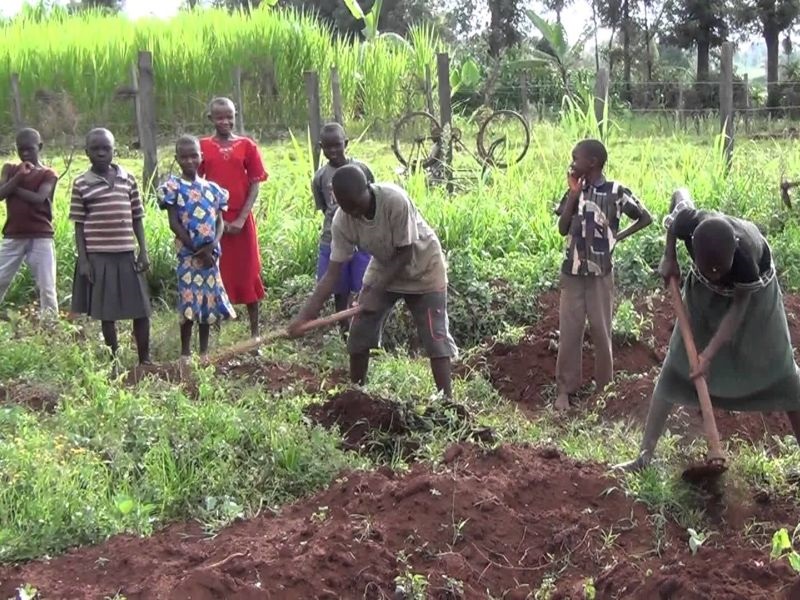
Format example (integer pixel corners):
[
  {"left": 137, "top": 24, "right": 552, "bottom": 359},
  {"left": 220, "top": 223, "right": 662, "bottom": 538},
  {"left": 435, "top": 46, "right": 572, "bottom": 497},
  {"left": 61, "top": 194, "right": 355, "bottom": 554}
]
[
  {"left": 2, "top": 6, "right": 800, "bottom": 599},
  {"left": 0, "top": 5, "right": 439, "bottom": 137}
]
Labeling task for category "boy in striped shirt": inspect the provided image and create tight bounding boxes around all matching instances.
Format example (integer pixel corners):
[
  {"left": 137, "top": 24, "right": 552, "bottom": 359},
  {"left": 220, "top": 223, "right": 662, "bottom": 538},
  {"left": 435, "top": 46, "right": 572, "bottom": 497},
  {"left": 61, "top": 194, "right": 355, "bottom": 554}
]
[{"left": 70, "top": 128, "right": 152, "bottom": 366}]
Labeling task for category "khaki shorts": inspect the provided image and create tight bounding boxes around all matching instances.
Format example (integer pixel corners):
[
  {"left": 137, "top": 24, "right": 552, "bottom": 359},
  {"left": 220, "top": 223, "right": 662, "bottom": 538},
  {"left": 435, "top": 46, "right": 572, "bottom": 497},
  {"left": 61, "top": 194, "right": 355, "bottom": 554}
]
[{"left": 348, "top": 289, "right": 458, "bottom": 359}]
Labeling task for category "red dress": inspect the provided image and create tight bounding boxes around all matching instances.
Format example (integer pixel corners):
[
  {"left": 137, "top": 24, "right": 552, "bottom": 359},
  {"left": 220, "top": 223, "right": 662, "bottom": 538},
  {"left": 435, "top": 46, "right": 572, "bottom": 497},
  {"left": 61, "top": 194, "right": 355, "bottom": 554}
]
[{"left": 199, "top": 136, "right": 268, "bottom": 305}]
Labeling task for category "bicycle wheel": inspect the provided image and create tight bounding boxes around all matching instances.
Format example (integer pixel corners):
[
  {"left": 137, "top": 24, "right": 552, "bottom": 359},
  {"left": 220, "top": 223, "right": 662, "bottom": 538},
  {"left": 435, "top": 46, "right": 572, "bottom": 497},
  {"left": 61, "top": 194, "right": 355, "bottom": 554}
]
[
  {"left": 477, "top": 110, "right": 530, "bottom": 169},
  {"left": 392, "top": 111, "right": 443, "bottom": 172}
]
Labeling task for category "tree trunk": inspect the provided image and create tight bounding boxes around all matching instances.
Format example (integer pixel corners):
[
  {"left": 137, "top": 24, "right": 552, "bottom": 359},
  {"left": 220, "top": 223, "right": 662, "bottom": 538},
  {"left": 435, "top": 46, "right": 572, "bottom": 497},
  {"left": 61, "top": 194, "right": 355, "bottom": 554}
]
[
  {"left": 592, "top": 0, "right": 600, "bottom": 72},
  {"left": 622, "top": 0, "right": 632, "bottom": 101},
  {"left": 765, "top": 25, "right": 781, "bottom": 109},
  {"left": 696, "top": 36, "right": 710, "bottom": 82}
]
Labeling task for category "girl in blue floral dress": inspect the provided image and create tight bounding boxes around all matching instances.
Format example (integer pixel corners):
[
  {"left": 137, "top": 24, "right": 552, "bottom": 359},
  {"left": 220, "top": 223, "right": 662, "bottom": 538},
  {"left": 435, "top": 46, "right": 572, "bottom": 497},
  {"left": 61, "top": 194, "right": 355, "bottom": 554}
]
[{"left": 158, "top": 135, "right": 235, "bottom": 360}]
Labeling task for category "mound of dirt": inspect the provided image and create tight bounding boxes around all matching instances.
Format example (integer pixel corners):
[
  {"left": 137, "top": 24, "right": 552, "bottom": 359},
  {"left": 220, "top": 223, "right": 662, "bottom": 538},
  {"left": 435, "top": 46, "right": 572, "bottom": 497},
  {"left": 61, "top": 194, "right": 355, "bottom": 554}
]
[
  {"left": 483, "top": 290, "right": 800, "bottom": 444},
  {"left": 1, "top": 444, "right": 795, "bottom": 600},
  {"left": 0, "top": 381, "right": 59, "bottom": 412},
  {"left": 603, "top": 372, "right": 795, "bottom": 444},
  {"left": 307, "top": 389, "right": 410, "bottom": 450},
  {"left": 483, "top": 291, "right": 667, "bottom": 411}
]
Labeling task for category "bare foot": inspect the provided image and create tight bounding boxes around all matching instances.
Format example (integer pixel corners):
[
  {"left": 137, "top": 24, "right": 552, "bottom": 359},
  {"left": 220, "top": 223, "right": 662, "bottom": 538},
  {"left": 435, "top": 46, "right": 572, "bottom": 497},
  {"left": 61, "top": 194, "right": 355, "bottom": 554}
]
[{"left": 554, "top": 393, "right": 570, "bottom": 411}]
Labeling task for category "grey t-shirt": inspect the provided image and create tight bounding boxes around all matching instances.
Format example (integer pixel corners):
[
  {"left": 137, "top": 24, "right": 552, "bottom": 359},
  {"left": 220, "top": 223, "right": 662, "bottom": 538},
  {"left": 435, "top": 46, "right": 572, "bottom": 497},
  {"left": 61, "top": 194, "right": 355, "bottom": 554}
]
[
  {"left": 312, "top": 159, "right": 374, "bottom": 245},
  {"left": 330, "top": 183, "right": 447, "bottom": 294}
]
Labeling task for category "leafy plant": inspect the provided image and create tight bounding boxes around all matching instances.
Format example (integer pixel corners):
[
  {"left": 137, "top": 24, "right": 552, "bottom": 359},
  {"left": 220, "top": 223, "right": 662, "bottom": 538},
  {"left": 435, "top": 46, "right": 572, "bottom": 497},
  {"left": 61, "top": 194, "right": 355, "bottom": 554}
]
[
  {"left": 612, "top": 299, "right": 649, "bottom": 344},
  {"left": 687, "top": 528, "right": 707, "bottom": 555},
  {"left": 341, "top": 0, "right": 408, "bottom": 46},
  {"left": 771, "top": 525, "right": 800, "bottom": 572},
  {"left": 450, "top": 58, "right": 481, "bottom": 97},
  {"left": 522, "top": 10, "right": 594, "bottom": 99}
]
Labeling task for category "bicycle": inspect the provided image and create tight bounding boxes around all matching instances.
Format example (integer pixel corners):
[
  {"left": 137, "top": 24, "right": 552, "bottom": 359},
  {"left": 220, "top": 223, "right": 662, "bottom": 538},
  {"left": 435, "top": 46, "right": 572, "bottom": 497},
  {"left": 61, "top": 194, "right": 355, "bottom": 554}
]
[{"left": 391, "top": 109, "right": 530, "bottom": 189}]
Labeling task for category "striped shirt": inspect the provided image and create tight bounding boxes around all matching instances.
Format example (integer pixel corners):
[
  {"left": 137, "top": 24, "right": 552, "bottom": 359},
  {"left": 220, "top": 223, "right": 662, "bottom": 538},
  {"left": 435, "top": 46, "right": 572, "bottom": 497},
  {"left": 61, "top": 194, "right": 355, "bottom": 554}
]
[
  {"left": 69, "top": 165, "right": 144, "bottom": 253},
  {"left": 554, "top": 177, "right": 645, "bottom": 276}
]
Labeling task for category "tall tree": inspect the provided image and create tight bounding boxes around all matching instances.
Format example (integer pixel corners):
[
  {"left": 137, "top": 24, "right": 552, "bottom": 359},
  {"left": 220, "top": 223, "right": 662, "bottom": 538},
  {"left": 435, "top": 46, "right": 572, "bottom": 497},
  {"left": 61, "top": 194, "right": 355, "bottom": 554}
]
[
  {"left": 663, "top": 0, "right": 728, "bottom": 82},
  {"left": 487, "top": 0, "right": 525, "bottom": 57},
  {"left": 734, "top": 0, "right": 800, "bottom": 108},
  {"left": 540, "top": 0, "right": 574, "bottom": 25}
]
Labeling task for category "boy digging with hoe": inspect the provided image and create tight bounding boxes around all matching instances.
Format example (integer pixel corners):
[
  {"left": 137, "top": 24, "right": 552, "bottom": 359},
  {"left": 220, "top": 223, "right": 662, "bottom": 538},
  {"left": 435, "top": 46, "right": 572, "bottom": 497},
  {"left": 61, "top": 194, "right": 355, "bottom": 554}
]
[
  {"left": 617, "top": 191, "right": 800, "bottom": 471},
  {"left": 554, "top": 139, "right": 652, "bottom": 410},
  {"left": 289, "top": 165, "right": 457, "bottom": 397},
  {"left": 0, "top": 128, "right": 59, "bottom": 318},
  {"left": 312, "top": 122, "right": 374, "bottom": 337}
]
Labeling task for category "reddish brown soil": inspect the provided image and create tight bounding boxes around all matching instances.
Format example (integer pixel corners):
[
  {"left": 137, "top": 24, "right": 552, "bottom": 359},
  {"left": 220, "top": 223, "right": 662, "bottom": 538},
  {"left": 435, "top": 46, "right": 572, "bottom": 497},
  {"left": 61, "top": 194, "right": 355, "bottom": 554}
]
[
  {"left": 125, "top": 357, "right": 335, "bottom": 396},
  {"left": 483, "top": 290, "right": 800, "bottom": 444},
  {"left": 307, "top": 389, "right": 410, "bottom": 451},
  {"left": 1, "top": 444, "right": 796, "bottom": 600},
  {"left": 0, "top": 381, "right": 59, "bottom": 412},
  {"left": 306, "top": 390, "right": 494, "bottom": 459}
]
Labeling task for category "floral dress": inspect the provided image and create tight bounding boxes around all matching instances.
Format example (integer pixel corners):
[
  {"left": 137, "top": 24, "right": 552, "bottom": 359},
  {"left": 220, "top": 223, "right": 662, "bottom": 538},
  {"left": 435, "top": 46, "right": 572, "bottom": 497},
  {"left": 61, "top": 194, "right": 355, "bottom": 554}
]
[{"left": 157, "top": 175, "right": 236, "bottom": 324}]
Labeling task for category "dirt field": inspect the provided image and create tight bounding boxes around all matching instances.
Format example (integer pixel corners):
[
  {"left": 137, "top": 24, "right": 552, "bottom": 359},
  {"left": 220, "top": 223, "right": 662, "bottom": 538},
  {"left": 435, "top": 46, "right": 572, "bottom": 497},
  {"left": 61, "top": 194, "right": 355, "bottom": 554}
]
[{"left": 2, "top": 290, "right": 800, "bottom": 599}]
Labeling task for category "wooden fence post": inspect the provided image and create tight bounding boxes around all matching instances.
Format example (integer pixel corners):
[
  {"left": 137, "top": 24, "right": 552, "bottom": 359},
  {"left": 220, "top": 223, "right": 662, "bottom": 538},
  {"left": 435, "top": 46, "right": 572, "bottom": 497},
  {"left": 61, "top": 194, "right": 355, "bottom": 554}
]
[
  {"left": 233, "top": 66, "right": 244, "bottom": 135},
  {"left": 436, "top": 52, "right": 453, "bottom": 194},
  {"left": 305, "top": 70, "right": 322, "bottom": 172},
  {"left": 593, "top": 67, "right": 609, "bottom": 134},
  {"left": 677, "top": 83, "right": 685, "bottom": 131},
  {"left": 720, "top": 41, "right": 734, "bottom": 171},
  {"left": 10, "top": 73, "right": 23, "bottom": 131},
  {"left": 743, "top": 73, "right": 751, "bottom": 136},
  {"left": 520, "top": 71, "right": 530, "bottom": 121},
  {"left": 134, "top": 51, "right": 158, "bottom": 195},
  {"left": 330, "top": 66, "right": 343, "bottom": 125}
]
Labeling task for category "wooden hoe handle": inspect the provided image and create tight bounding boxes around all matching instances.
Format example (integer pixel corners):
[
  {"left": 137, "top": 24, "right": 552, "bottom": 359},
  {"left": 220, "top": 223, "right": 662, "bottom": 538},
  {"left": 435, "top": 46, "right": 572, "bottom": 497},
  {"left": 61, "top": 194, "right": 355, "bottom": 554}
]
[{"left": 668, "top": 277, "right": 726, "bottom": 463}]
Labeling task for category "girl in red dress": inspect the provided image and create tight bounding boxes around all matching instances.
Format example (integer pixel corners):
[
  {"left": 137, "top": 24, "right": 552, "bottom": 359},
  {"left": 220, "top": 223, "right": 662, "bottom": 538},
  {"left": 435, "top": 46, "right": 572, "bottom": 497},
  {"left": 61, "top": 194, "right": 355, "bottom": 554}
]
[{"left": 199, "top": 97, "right": 268, "bottom": 338}]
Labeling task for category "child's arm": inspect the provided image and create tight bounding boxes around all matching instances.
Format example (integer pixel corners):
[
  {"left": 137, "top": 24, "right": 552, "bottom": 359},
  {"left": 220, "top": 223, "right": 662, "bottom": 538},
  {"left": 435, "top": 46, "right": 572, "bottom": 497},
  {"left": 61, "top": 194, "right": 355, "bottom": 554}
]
[
  {"left": 692, "top": 288, "right": 752, "bottom": 379},
  {"left": 11, "top": 172, "right": 57, "bottom": 205},
  {"left": 616, "top": 207, "right": 652, "bottom": 243},
  {"left": 615, "top": 187, "right": 652, "bottom": 244},
  {"left": 75, "top": 223, "right": 93, "bottom": 283},
  {"left": 133, "top": 218, "right": 149, "bottom": 272},
  {"left": 358, "top": 247, "right": 412, "bottom": 312},
  {"left": 129, "top": 178, "right": 149, "bottom": 272},
  {"left": 312, "top": 172, "right": 326, "bottom": 213},
  {"left": 167, "top": 206, "right": 193, "bottom": 249},
  {"left": 229, "top": 140, "right": 268, "bottom": 234},
  {"left": 557, "top": 170, "right": 583, "bottom": 236},
  {"left": 290, "top": 260, "right": 347, "bottom": 333},
  {"left": 228, "top": 181, "right": 259, "bottom": 235},
  {"left": 0, "top": 164, "right": 23, "bottom": 200}
]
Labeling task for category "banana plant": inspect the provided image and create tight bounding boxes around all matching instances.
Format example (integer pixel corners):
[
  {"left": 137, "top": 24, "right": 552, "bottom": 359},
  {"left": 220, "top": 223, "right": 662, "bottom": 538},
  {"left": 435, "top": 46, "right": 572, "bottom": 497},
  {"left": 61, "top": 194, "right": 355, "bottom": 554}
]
[
  {"left": 341, "top": 0, "right": 409, "bottom": 47},
  {"left": 521, "top": 9, "right": 593, "bottom": 99},
  {"left": 450, "top": 58, "right": 481, "bottom": 97}
]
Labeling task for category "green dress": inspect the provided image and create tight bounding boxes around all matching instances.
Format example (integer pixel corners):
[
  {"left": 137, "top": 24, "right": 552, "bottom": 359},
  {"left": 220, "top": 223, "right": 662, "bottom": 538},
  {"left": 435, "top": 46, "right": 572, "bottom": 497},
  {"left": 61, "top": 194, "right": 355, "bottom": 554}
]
[{"left": 654, "top": 204, "right": 800, "bottom": 412}]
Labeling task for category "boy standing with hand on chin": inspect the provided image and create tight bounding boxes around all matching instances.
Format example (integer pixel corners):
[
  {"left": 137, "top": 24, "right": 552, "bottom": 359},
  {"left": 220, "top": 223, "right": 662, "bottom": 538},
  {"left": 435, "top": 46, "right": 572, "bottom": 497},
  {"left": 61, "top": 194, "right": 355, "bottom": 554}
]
[{"left": 554, "top": 139, "right": 652, "bottom": 410}]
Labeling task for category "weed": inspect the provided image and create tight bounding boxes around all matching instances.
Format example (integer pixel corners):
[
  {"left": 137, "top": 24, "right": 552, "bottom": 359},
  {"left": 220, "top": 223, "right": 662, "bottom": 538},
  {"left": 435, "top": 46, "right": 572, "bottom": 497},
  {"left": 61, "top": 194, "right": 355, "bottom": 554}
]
[
  {"left": 771, "top": 525, "right": 800, "bottom": 572},
  {"left": 612, "top": 298, "right": 649, "bottom": 344}
]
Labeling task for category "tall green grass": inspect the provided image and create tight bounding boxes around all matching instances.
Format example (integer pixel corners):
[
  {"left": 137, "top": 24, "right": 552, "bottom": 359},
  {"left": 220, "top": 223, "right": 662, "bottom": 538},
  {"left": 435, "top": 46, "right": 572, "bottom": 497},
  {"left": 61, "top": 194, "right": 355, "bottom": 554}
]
[{"left": 0, "top": 5, "right": 440, "bottom": 135}]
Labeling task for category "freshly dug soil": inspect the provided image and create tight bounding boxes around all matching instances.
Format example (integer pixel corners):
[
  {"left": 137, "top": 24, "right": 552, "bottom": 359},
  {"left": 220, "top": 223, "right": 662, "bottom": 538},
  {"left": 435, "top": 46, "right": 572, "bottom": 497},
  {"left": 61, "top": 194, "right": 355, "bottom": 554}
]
[
  {"left": 0, "top": 444, "right": 796, "bottom": 600},
  {"left": 483, "top": 290, "right": 800, "bottom": 444},
  {"left": 307, "top": 389, "right": 410, "bottom": 450},
  {"left": 306, "top": 389, "right": 493, "bottom": 459},
  {"left": 0, "top": 381, "right": 59, "bottom": 412}
]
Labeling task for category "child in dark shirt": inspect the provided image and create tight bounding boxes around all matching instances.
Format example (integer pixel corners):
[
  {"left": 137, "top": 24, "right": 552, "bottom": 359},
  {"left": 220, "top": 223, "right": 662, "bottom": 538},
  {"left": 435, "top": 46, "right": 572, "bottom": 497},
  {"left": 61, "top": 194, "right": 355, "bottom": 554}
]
[{"left": 0, "top": 128, "right": 59, "bottom": 317}]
